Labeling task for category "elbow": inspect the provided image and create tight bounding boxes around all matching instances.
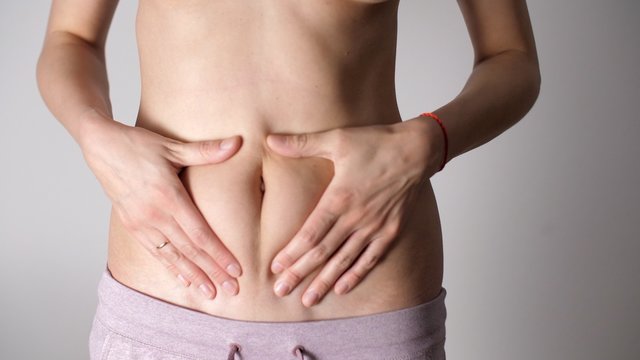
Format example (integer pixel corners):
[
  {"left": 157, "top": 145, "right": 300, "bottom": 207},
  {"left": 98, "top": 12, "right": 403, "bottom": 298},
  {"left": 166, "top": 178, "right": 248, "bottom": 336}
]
[
  {"left": 513, "top": 48, "right": 542, "bottom": 111},
  {"left": 35, "top": 32, "right": 55, "bottom": 96},
  {"left": 35, "top": 35, "right": 55, "bottom": 99},
  {"left": 528, "top": 59, "right": 542, "bottom": 109},
  {"left": 35, "top": 43, "right": 56, "bottom": 105},
  {"left": 518, "top": 49, "right": 542, "bottom": 107},
  {"left": 514, "top": 50, "right": 543, "bottom": 117},
  {"left": 35, "top": 48, "right": 48, "bottom": 101}
]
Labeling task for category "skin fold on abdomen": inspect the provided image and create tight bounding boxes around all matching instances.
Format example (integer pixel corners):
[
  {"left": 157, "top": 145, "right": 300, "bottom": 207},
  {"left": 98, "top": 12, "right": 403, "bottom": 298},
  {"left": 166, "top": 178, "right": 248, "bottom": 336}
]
[
  {"left": 180, "top": 133, "right": 336, "bottom": 299},
  {"left": 107, "top": 124, "right": 444, "bottom": 321}
]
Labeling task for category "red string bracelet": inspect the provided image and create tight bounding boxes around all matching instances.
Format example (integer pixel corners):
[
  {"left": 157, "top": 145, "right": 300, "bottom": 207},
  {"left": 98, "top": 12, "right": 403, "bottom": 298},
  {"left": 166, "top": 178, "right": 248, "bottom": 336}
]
[{"left": 419, "top": 112, "right": 448, "bottom": 172}]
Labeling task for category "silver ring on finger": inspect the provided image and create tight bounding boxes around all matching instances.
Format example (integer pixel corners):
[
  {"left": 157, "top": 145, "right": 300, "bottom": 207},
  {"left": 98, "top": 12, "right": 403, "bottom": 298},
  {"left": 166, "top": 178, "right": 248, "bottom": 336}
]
[{"left": 156, "top": 240, "right": 170, "bottom": 249}]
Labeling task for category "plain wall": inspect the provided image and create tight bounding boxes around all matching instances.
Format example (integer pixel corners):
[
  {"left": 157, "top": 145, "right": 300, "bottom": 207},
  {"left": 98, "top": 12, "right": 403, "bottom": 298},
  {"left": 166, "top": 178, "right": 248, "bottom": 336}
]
[{"left": 1, "top": 1, "right": 638, "bottom": 359}]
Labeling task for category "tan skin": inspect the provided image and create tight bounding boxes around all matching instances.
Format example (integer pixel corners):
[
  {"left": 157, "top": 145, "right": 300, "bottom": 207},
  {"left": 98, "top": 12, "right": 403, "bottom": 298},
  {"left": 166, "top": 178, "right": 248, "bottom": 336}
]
[{"left": 37, "top": 0, "right": 539, "bottom": 320}]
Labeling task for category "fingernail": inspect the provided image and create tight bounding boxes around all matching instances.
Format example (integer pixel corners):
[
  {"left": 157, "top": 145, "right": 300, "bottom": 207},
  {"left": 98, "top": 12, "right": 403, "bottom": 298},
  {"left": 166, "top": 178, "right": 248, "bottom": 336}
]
[
  {"left": 335, "top": 281, "right": 350, "bottom": 295},
  {"left": 275, "top": 281, "right": 290, "bottom": 296},
  {"left": 177, "top": 274, "right": 190, "bottom": 287},
  {"left": 303, "top": 290, "right": 319, "bottom": 306},
  {"left": 199, "top": 283, "right": 214, "bottom": 299},
  {"left": 220, "top": 137, "right": 234, "bottom": 150},
  {"left": 222, "top": 280, "right": 238, "bottom": 295},
  {"left": 226, "top": 263, "right": 241, "bottom": 277},
  {"left": 271, "top": 261, "right": 284, "bottom": 274}
]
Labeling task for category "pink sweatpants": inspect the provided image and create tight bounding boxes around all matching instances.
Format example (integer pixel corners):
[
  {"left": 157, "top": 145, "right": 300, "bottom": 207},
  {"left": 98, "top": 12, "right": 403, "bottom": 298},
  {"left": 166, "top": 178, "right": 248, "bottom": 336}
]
[{"left": 89, "top": 265, "right": 447, "bottom": 359}]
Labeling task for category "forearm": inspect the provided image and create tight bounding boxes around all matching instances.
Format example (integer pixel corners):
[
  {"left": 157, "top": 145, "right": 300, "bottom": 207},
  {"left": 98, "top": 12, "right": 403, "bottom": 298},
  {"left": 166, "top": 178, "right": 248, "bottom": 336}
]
[
  {"left": 422, "top": 49, "right": 541, "bottom": 167},
  {"left": 36, "top": 31, "right": 115, "bottom": 150}
]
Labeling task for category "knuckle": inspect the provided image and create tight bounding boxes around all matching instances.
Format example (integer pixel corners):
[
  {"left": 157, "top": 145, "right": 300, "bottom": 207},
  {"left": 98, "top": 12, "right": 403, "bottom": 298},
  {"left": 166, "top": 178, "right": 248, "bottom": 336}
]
[
  {"left": 314, "top": 277, "right": 332, "bottom": 293},
  {"left": 363, "top": 254, "right": 379, "bottom": 270},
  {"left": 164, "top": 262, "right": 178, "bottom": 273},
  {"left": 162, "top": 246, "right": 182, "bottom": 263},
  {"left": 163, "top": 140, "right": 181, "bottom": 157},
  {"left": 211, "top": 252, "right": 232, "bottom": 268},
  {"left": 344, "top": 212, "right": 363, "bottom": 229},
  {"left": 309, "top": 243, "right": 329, "bottom": 262},
  {"left": 149, "top": 247, "right": 162, "bottom": 257},
  {"left": 349, "top": 269, "right": 364, "bottom": 283},
  {"left": 140, "top": 205, "right": 162, "bottom": 223},
  {"left": 366, "top": 220, "right": 384, "bottom": 235},
  {"left": 276, "top": 251, "right": 295, "bottom": 267},
  {"left": 294, "top": 133, "right": 308, "bottom": 149},
  {"left": 331, "top": 188, "right": 354, "bottom": 208},
  {"left": 298, "top": 229, "right": 319, "bottom": 246},
  {"left": 182, "top": 268, "right": 199, "bottom": 282},
  {"left": 189, "top": 227, "right": 211, "bottom": 246},
  {"left": 205, "top": 266, "right": 226, "bottom": 282},
  {"left": 381, "top": 221, "right": 400, "bottom": 242},
  {"left": 321, "top": 209, "right": 340, "bottom": 229},
  {"left": 285, "top": 267, "right": 304, "bottom": 284},
  {"left": 179, "top": 243, "right": 201, "bottom": 259},
  {"left": 199, "top": 140, "right": 215, "bottom": 159},
  {"left": 385, "top": 220, "right": 401, "bottom": 238},
  {"left": 335, "top": 253, "right": 353, "bottom": 270}
]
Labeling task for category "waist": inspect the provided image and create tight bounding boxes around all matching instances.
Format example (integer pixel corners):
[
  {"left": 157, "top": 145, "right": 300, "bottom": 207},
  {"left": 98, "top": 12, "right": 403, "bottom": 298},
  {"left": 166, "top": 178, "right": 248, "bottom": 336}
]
[
  {"left": 107, "top": 101, "right": 443, "bottom": 321},
  {"left": 134, "top": 73, "right": 403, "bottom": 142}
]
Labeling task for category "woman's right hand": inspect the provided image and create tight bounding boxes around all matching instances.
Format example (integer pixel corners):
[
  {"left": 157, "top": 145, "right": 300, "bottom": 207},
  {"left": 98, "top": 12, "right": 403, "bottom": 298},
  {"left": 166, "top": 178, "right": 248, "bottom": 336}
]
[{"left": 78, "top": 113, "right": 243, "bottom": 300}]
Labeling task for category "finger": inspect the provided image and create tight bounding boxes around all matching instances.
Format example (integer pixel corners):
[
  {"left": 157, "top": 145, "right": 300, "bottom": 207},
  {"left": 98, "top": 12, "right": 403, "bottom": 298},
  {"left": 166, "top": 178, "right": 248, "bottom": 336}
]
[
  {"left": 270, "top": 182, "right": 355, "bottom": 274},
  {"left": 165, "top": 135, "right": 242, "bottom": 167},
  {"left": 333, "top": 233, "right": 394, "bottom": 296},
  {"left": 131, "top": 230, "right": 191, "bottom": 287},
  {"left": 144, "top": 225, "right": 222, "bottom": 299},
  {"left": 273, "top": 215, "right": 358, "bottom": 299},
  {"left": 161, "top": 217, "right": 239, "bottom": 296},
  {"left": 265, "top": 128, "right": 341, "bottom": 160},
  {"left": 139, "top": 226, "right": 217, "bottom": 298},
  {"left": 154, "top": 240, "right": 218, "bottom": 300},
  {"left": 270, "top": 204, "right": 340, "bottom": 274},
  {"left": 300, "top": 228, "right": 373, "bottom": 306},
  {"left": 150, "top": 238, "right": 192, "bottom": 287},
  {"left": 173, "top": 186, "right": 243, "bottom": 280}
]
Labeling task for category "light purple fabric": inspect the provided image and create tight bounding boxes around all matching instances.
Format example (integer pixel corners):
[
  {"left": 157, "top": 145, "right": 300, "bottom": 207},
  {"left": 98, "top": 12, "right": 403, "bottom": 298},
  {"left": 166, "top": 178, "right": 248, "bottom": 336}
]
[{"left": 89, "top": 265, "right": 447, "bottom": 359}]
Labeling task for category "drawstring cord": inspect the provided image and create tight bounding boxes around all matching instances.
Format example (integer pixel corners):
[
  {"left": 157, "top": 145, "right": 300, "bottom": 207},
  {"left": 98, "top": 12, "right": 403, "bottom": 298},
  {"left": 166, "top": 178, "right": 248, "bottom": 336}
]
[
  {"left": 227, "top": 343, "right": 241, "bottom": 360},
  {"left": 292, "top": 345, "right": 307, "bottom": 360},
  {"left": 227, "top": 342, "right": 308, "bottom": 359}
]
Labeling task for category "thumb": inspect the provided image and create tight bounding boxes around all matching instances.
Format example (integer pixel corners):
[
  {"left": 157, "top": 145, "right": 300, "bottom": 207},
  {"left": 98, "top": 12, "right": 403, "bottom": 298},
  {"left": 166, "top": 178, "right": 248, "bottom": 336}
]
[
  {"left": 169, "top": 135, "right": 241, "bottom": 166},
  {"left": 266, "top": 130, "right": 335, "bottom": 159}
]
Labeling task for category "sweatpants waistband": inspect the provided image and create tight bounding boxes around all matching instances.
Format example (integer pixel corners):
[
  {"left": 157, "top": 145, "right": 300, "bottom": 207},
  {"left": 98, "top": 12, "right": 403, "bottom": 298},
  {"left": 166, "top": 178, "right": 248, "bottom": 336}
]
[{"left": 93, "top": 266, "right": 447, "bottom": 359}]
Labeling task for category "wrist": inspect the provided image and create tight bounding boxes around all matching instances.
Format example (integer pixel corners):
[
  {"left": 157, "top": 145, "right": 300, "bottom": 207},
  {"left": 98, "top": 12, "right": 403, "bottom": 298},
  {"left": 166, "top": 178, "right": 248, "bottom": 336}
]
[
  {"left": 76, "top": 108, "right": 125, "bottom": 153},
  {"left": 403, "top": 116, "right": 446, "bottom": 177}
]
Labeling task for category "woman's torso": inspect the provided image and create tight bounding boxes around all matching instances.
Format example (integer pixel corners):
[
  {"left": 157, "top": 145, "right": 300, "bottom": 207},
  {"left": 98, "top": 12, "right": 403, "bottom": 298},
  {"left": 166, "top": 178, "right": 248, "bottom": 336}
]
[{"left": 107, "top": 0, "right": 443, "bottom": 321}]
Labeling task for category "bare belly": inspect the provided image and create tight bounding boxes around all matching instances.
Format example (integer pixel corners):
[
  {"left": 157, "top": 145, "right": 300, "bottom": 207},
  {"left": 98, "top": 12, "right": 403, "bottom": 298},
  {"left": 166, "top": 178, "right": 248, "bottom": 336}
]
[
  {"left": 105, "top": 0, "right": 443, "bottom": 322},
  {"left": 107, "top": 121, "right": 443, "bottom": 321}
]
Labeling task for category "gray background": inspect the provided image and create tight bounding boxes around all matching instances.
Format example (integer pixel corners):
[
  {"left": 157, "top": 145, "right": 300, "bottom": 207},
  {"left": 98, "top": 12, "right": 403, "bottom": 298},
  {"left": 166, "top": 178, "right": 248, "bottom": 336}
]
[{"left": 1, "top": 1, "right": 638, "bottom": 359}]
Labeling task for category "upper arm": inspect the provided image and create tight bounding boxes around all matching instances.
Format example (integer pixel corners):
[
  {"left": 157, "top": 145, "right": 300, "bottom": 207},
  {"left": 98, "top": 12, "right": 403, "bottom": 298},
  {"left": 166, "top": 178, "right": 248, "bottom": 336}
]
[
  {"left": 457, "top": 0, "right": 539, "bottom": 65},
  {"left": 44, "top": 0, "right": 120, "bottom": 49}
]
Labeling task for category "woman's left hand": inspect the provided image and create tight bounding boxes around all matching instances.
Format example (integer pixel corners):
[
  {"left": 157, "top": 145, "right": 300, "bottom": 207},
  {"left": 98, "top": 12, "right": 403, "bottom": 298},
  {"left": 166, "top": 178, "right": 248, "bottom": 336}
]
[{"left": 266, "top": 117, "right": 445, "bottom": 307}]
